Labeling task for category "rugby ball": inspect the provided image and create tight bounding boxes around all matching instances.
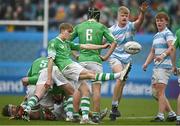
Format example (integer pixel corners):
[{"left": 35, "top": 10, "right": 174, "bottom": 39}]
[{"left": 124, "top": 41, "right": 142, "bottom": 54}]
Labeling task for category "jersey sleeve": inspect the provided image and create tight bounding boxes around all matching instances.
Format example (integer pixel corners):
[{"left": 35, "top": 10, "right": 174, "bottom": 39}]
[
  {"left": 69, "top": 42, "right": 80, "bottom": 51},
  {"left": 28, "top": 75, "right": 39, "bottom": 85},
  {"left": 70, "top": 26, "right": 78, "bottom": 41},
  {"left": 48, "top": 41, "right": 56, "bottom": 60},
  {"left": 103, "top": 25, "right": 116, "bottom": 43},
  {"left": 165, "top": 31, "right": 174, "bottom": 42},
  {"left": 27, "top": 67, "right": 32, "bottom": 77},
  {"left": 174, "top": 32, "right": 180, "bottom": 49},
  {"left": 129, "top": 22, "right": 136, "bottom": 32}
]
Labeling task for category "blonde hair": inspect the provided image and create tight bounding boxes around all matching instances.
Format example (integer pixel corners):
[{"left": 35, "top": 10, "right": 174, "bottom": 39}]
[{"left": 118, "top": 6, "right": 130, "bottom": 15}]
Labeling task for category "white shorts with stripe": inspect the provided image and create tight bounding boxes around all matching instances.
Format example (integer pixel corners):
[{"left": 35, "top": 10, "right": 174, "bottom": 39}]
[
  {"left": 37, "top": 66, "right": 70, "bottom": 87},
  {"left": 80, "top": 62, "right": 102, "bottom": 84},
  {"left": 108, "top": 57, "right": 127, "bottom": 69},
  {"left": 151, "top": 68, "right": 171, "bottom": 85},
  {"left": 62, "top": 61, "right": 84, "bottom": 85}
]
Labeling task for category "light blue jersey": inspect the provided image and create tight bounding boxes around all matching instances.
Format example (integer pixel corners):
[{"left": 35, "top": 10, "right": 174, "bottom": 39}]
[
  {"left": 109, "top": 21, "right": 135, "bottom": 63},
  {"left": 152, "top": 27, "right": 174, "bottom": 69}
]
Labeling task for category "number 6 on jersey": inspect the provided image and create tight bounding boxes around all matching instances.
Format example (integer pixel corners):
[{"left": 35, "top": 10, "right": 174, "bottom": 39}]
[{"left": 86, "top": 29, "right": 93, "bottom": 41}]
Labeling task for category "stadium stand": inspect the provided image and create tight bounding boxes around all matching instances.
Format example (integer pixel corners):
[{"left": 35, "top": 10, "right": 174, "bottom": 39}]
[{"left": 0, "top": 0, "right": 180, "bottom": 32}]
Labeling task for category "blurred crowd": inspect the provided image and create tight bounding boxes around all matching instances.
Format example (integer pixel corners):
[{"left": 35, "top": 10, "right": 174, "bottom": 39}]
[{"left": 0, "top": 0, "right": 180, "bottom": 33}]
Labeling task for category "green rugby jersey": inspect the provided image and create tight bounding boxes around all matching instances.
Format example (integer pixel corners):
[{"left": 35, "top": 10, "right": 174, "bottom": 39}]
[
  {"left": 174, "top": 29, "right": 180, "bottom": 68},
  {"left": 71, "top": 20, "right": 116, "bottom": 64},
  {"left": 27, "top": 57, "right": 48, "bottom": 85},
  {"left": 48, "top": 37, "right": 80, "bottom": 71}
]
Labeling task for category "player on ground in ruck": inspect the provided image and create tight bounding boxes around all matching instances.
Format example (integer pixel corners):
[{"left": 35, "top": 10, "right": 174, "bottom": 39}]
[{"left": 19, "top": 56, "right": 75, "bottom": 121}]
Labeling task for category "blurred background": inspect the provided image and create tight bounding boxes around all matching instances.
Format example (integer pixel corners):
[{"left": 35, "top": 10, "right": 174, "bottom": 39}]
[
  {"left": 0, "top": 0, "right": 180, "bottom": 32},
  {"left": 0, "top": 0, "right": 179, "bottom": 98}
]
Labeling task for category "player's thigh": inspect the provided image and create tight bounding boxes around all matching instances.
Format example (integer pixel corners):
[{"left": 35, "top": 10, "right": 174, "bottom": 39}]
[
  {"left": 151, "top": 68, "right": 171, "bottom": 85},
  {"left": 108, "top": 58, "right": 124, "bottom": 72},
  {"left": 26, "top": 85, "right": 36, "bottom": 99},
  {"left": 36, "top": 68, "right": 48, "bottom": 86},
  {"left": 52, "top": 66, "right": 71, "bottom": 87},
  {"left": 80, "top": 62, "right": 102, "bottom": 85},
  {"left": 80, "top": 62, "right": 103, "bottom": 73},
  {"left": 62, "top": 62, "right": 84, "bottom": 82}
]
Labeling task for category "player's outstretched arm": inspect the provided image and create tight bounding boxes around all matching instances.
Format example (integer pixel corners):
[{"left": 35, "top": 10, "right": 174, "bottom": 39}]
[
  {"left": 100, "top": 42, "right": 117, "bottom": 61},
  {"left": 80, "top": 43, "right": 110, "bottom": 50},
  {"left": 134, "top": 1, "right": 148, "bottom": 30}
]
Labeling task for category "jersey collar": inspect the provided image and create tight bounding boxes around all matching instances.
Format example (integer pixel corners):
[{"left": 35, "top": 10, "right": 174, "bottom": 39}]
[{"left": 56, "top": 36, "right": 65, "bottom": 43}]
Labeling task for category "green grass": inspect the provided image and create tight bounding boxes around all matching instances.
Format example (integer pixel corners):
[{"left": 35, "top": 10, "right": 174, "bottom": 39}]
[{"left": 0, "top": 95, "right": 177, "bottom": 125}]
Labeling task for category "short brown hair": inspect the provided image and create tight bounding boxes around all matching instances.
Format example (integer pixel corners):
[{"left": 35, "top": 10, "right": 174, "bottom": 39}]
[
  {"left": 2, "top": 104, "right": 10, "bottom": 116},
  {"left": 59, "top": 23, "right": 73, "bottom": 32},
  {"left": 118, "top": 6, "right": 130, "bottom": 15},
  {"left": 155, "top": 12, "right": 169, "bottom": 22}
]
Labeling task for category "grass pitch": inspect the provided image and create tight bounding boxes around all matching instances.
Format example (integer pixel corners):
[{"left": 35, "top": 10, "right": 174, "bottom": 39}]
[{"left": 0, "top": 95, "right": 177, "bottom": 125}]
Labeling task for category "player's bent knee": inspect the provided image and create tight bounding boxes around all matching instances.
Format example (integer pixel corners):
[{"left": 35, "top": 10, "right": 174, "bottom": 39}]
[{"left": 62, "top": 84, "right": 74, "bottom": 95}]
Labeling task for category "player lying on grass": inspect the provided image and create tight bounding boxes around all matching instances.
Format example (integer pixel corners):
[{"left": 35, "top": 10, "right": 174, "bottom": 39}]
[
  {"left": 45, "top": 22, "right": 131, "bottom": 124},
  {"left": 2, "top": 103, "right": 108, "bottom": 121},
  {"left": 2, "top": 95, "right": 66, "bottom": 121}
]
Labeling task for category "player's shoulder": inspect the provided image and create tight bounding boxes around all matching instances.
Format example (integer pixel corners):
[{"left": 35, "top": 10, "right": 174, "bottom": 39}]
[
  {"left": 109, "top": 24, "right": 118, "bottom": 31},
  {"left": 49, "top": 37, "right": 58, "bottom": 44},
  {"left": 177, "top": 28, "right": 180, "bottom": 33},
  {"left": 162, "top": 28, "right": 174, "bottom": 37},
  {"left": 109, "top": 24, "right": 117, "bottom": 28},
  {"left": 127, "top": 21, "right": 134, "bottom": 28},
  {"left": 78, "top": 20, "right": 91, "bottom": 26},
  {"left": 33, "top": 57, "right": 47, "bottom": 64},
  {"left": 162, "top": 27, "right": 172, "bottom": 34},
  {"left": 176, "top": 29, "right": 180, "bottom": 36}
]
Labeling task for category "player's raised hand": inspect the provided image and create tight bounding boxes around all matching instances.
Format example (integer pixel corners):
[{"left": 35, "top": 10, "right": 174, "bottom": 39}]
[
  {"left": 172, "top": 66, "right": 177, "bottom": 75},
  {"left": 21, "top": 77, "right": 29, "bottom": 86},
  {"left": 44, "top": 79, "right": 52, "bottom": 89},
  {"left": 99, "top": 55, "right": 108, "bottom": 61},
  {"left": 154, "top": 54, "right": 165, "bottom": 63},
  {"left": 140, "top": 1, "right": 148, "bottom": 13}
]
